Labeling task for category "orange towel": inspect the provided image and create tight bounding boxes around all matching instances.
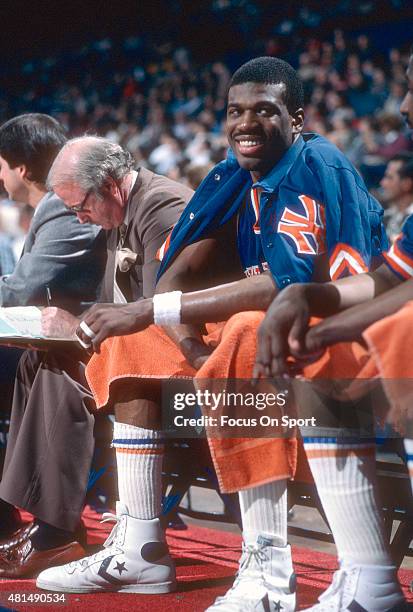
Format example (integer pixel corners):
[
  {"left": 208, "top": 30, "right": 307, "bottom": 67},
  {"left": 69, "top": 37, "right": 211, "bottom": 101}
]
[
  {"left": 297, "top": 305, "right": 413, "bottom": 431},
  {"left": 87, "top": 307, "right": 411, "bottom": 491},
  {"left": 86, "top": 311, "right": 297, "bottom": 493},
  {"left": 195, "top": 312, "right": 297, "bottom": 492},
  {"left": 363, "top": 300, "right": 413, "bottom": 429},
  {"left": 301, "top": 329, "right": 379, "bottom": 404}
]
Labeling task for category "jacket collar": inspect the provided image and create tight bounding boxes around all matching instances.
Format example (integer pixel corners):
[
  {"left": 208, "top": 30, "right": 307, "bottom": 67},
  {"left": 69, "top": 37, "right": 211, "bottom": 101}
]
[
  {"left": 119, "top": 167, "right": 155, "bottom": 239},
  {"left": 252, "top": 135, "right": 305, "bottom": 193}
]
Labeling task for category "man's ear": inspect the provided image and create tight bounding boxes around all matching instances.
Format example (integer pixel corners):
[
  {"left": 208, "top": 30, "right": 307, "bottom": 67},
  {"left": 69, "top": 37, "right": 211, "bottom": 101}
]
[
  {"left": 18, "top": 164, "right": 29, "bottom": 180},
  {"left": 102, "top": 176, "right": 117, "bottom": 193},
  {"left": 291, "top": 108, "right": 305, "bottom": 135}
]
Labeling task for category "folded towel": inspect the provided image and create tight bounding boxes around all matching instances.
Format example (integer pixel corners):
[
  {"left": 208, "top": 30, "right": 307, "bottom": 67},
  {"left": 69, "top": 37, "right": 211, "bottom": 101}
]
[{"left": 86, "top": 311, "right": 297, "bottom": 493}]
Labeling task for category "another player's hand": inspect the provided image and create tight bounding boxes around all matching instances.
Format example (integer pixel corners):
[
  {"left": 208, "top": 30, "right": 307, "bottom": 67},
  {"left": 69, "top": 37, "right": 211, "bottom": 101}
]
[
  {"left": 253, "top": 284, "right": 314, "bottom": 379},
  {"left": 76, "top": 300, "right": 153, "bottom": 353},
  {"left": 304, "top": 308, "right": 362, "bottom": 352},
  {"left": 41, "top": 307, "right": 79, "bottom": 338}
]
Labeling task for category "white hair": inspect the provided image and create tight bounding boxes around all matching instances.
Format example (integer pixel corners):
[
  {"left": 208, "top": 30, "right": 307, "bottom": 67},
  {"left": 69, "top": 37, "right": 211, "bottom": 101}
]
[{"left": 47, "top": 135, "right": 134, "bottom": 193}]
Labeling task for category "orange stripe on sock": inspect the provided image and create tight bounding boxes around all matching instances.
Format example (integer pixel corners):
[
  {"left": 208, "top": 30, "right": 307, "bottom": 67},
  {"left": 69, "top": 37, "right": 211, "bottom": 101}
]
[
  {"left": 305, "top": 447, "right": 375, "bottom": 460},
  {"left": 115, "top": 447, "right": 164, "bottom": 455}
]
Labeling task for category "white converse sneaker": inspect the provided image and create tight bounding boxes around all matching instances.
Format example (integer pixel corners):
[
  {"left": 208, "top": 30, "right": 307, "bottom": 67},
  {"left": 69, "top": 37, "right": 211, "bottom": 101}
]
[
  {"left": 36, "top": 502, "right": 176, "bottom": 594},
  {"left": 206, "top": 535, "right": 296, "bottom": 611},
  {"left": 303, "top": 564, "right": 406, "bottom": 611}
]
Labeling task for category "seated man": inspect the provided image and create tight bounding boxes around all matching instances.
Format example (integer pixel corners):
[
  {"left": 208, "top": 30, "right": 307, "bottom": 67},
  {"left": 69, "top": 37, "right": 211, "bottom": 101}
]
[
  {"left": 0, "top": 114, "right": 105, "bottom": 564},
  {"left": 37, "top": 57, "right": 389, "bottom": 610},
  {"left": 251, "top": 51, "right": 413, "bottom": 611},
  {"left": 252, "top": 271, "right": 410, "bottom": 612},
  {"left": 0, "top": 135, "right": 191, "bottom": 578},
  {"left": 249, "top": 44, "right": 413, "bottom": 612}
]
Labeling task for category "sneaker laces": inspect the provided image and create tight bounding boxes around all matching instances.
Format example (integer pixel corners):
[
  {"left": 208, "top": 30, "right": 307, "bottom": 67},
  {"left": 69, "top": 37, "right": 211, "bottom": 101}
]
[
  {"left": 101, "top": 511, "right": 123, "bottom": 548},
  {"left": 67, "top": 512, "right": 123, "bottom": 571},
  {"left": 214, "top": 543, "right": 268, "bottom": 605}
]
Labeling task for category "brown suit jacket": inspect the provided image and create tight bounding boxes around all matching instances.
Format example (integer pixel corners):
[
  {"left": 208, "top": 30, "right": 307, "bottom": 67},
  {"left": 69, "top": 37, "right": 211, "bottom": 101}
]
[{"left": 100, "top": 167, "right": 193, "bottom": 302}]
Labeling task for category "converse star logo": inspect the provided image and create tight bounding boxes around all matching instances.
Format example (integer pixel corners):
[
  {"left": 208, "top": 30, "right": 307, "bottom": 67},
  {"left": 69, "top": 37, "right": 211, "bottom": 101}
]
[
  {"left": 97, "top": 556, "right": 123, "bottom": 585},
  {"left": 114, "top": 561, "right": 127, "bottom": 575},
  {"left": 273, "top": 602, "right": 283, "bottom": 612}
]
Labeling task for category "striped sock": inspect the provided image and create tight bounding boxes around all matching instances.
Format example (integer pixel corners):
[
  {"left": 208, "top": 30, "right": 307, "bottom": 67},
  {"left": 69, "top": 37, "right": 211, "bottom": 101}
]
[
  {"left": 403, "top": 438, "right": 413, "bottom": 494},
  {"left": 239, "top": 479, "right": 287, "bottom": 546},
  {"left": 112, "top": 421, "right": 164, "bottom": 520},
  {"left": 303, "top": 437, "right": 391, "bottom": 566}
]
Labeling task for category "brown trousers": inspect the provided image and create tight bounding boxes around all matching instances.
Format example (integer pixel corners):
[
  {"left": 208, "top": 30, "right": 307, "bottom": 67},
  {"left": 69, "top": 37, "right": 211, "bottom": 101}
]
[
  {"left": 0, "top": 350, "right": 162, "bottom": 531},
  {"left": 0, "top": 349, "right": 95, "bottom": 531}
]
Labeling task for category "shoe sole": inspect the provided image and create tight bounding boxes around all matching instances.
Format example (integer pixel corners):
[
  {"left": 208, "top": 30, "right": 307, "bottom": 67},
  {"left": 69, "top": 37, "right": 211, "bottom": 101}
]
[{"left": 36, "top": 579, "right": 177, "bottom": 594}]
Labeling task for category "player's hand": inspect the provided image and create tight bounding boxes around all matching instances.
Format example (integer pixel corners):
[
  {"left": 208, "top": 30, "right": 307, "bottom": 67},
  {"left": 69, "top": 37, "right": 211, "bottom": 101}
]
[
  {"left": 41, "top": 307, "right": 79, "bottom": 338},
  {"left": 253, "top": 284, "right": 313, "bottom": 379},
  {"left": 304, "top": 308, "right": 362, "bottom": 352},
  {"left": 76, "top": 300, "right": 153, "bottom": 353}
]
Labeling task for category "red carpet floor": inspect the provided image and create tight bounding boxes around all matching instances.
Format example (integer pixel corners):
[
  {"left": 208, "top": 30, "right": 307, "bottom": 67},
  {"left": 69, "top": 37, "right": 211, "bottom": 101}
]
[{"left": 0, "top": 507, "right": 411, "bottom": 611}]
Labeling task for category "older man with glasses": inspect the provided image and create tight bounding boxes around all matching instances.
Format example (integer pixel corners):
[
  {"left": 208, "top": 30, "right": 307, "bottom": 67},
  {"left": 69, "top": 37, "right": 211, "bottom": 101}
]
[{"left": 0, "top": 135, "right": 192, "bottom": 579}]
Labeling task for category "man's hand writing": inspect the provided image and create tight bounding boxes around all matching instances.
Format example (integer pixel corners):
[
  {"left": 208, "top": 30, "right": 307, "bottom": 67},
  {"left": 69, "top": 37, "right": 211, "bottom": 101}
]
[{"left": 41, "top": 307, "right": 79, "bottom": 338}]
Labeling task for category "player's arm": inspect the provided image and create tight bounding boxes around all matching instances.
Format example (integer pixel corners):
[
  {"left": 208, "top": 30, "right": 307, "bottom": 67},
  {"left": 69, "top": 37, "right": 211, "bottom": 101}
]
[
  {"left": 153, "top": 221, "right": 244, "bottom": 368},
  {"left": 305, "top": 270, "right": 413, "bottom": 352},
  {"left": 253, "top": 262, "right": 400, "bottom": 378},
  {"left": 77, "top": 247, "right": 278, "bottom": 353},
  {"left": 304, "top": 215, "right": 413, "bottom": 352}
]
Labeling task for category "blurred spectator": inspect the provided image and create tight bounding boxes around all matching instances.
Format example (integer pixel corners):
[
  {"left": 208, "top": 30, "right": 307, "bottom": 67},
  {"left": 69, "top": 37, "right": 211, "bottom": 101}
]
[
  {"left": 375, "top": 113, "right": 412, "bottom": 159},
  {"left": 359, "top": 113, "right": 412, "bottom": 188},
  {"left": 148, "top": 134, "right": 182, "bottom": 175},
  {"left": 384, "top": 80, "right": 407, "bottom": 115},
  {"left": 380, "top": 152, "right": 413, "bottom": 241},
  {"left": 327, "top": 116, "right": 356, "bottom": 155},
  {"left": 0, "top": 5, "right": 411, "bottom": 200}
]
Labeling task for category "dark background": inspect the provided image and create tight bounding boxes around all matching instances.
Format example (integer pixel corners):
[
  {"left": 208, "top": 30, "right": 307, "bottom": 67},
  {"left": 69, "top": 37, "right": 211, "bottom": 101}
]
[{"left": 1, "top": 0, "right": 413, "bottom": 63}]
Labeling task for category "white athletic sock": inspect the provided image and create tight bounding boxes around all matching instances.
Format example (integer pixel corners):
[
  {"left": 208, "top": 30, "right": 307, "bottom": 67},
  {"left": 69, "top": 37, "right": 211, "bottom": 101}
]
[
  {"left": 239, "top": 479, "right": 288, "bottom": 546},
  {"left": 303, "top": 437, "right": 391, "bottom": 566},
  {"left": 404, "top": 438, "right": 413, "bottom": 495},
  {"left": 112, "top": 421, "right": 164, "bottom": 520}
]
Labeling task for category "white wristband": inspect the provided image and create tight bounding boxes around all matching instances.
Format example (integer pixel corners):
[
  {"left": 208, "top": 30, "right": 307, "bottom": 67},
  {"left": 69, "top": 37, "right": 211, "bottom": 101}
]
[{"left": 153, "top": 291, "right": 182, "bottom": 326}]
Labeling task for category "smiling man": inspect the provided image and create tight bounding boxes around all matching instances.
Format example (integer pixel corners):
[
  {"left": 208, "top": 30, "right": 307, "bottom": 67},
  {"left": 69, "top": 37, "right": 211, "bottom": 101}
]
[
  {"left": 248, "top": 53, "right": 413, "bottom": 611},
  {"left": 37, "top": 58, "right": 387, "bottom": 608}
]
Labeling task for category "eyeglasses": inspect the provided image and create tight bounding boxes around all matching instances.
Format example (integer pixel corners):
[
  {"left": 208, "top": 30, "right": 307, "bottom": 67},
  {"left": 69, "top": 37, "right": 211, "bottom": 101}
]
[{"left": 66, "top": 189, "right": 93, "bottom": 213}]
